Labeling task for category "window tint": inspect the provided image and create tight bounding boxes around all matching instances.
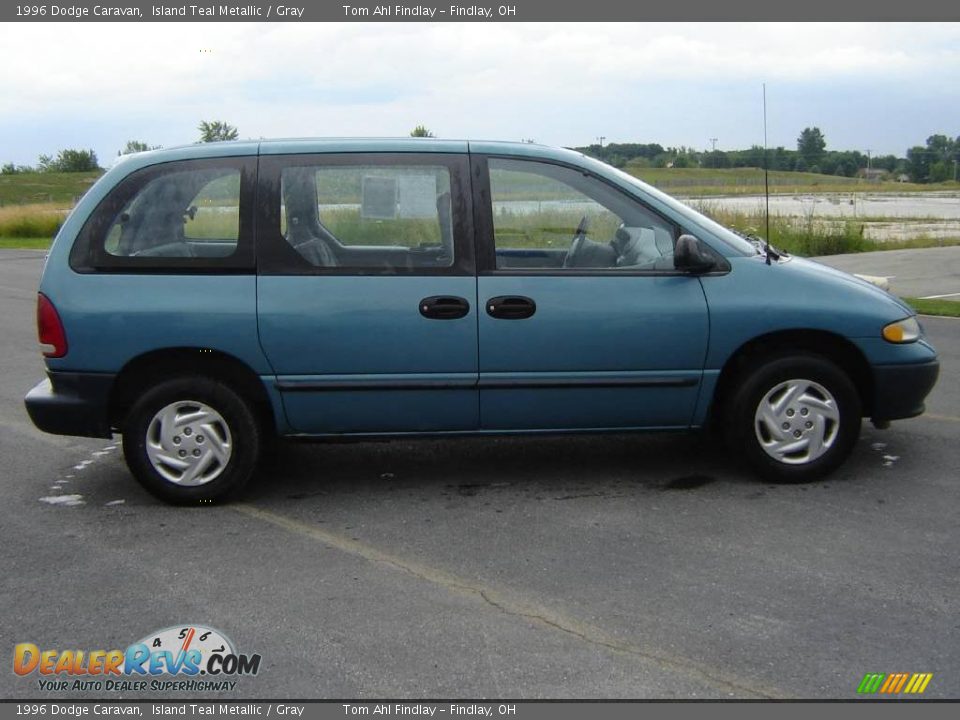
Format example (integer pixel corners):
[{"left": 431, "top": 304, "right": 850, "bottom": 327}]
[
  {"left": 104, "top": 168, "right": 240, "bottom": 259},
  {"left": 279, "top": 164, "right": 455, "bottom": 269},
  {"left": 489, "top": 158, "right": 676, "bottom": 271}
]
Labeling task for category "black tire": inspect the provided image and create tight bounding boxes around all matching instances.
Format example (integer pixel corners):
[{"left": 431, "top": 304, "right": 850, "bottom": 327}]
[
  {"left": 122, "top": 377, "right": 260, "bottom": 504},
  {"left": 726, "top": 353, "right": 861, "bottom": 482}
]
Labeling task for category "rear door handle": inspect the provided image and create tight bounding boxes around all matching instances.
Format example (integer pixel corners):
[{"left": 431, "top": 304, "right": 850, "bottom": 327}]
[
  {"left": 419, "top": 295, "right": 470, "bottom": 320},
  {"left": 486, "top": 295, "right": 536, "bottom": 320}
]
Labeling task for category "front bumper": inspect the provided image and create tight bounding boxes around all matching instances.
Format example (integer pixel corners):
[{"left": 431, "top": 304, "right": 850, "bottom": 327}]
[
  {"left": 871, "top": 359, "right": 940, "bottom": 422},
  {"left": 24, "top": 371, "right": 115, "bottom": 439}
]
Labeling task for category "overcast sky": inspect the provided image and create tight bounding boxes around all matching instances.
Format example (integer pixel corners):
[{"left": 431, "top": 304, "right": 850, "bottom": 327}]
[{"left": 1, "top": 22, "right": 958, "bottom": 166}]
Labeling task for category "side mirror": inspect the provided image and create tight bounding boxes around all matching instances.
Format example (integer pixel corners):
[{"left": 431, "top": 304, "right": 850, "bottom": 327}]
[{"left": 674, "top": 234, "right": 716, "bottom": 274}]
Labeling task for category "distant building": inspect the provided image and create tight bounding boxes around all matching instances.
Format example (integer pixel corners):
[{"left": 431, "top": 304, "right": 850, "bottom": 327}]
[{"left": 859, "top": 168, "right": 889, "bottom": 181}]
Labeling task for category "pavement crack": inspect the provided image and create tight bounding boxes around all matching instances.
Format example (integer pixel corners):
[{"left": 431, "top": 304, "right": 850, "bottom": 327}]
[{"left": 475, "top": 589, "right": 776, "bottom": 699}]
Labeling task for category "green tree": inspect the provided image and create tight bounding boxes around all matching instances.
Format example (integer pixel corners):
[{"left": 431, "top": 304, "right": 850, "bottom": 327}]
[
  {"left": 37, "top": 149, "right": 99, "bottom": 172},
  {"left": 905, "top": 134, "right": 959, "bottom": 183},
  {"left": 925, "top": 134, "right": 958, "bottom": 182},
  {"left": 797, "top": 127, "right": 827, "bottom": 168},
  {"left": 872, "top": 154, "right": 899, "bottom": 172},
  {"left": 770, "top": 147, "right": 793, "bottom": 171},
  {"left": 925, "top": 134, "right": 953, "bottom": 162},
  {"left": 120, "top": 140, "right": 160, "bottom": 155},
  {"left": 733, "top": 145, "right": 766, "bottom": 169},
  {"left": 906, "top": 146, "right": 930, "bottom": 183},
  {"left": 410, "top": 125, "right": 435, "bottom": 138},
  {"left": 929, "top": 161, "right": 951, "bottom": 183},
  {"left": 198, "top": 120, "right": 239, "bottom": 143},
  {"left": 701, "top": 150, "right": 730, "bottom": 169}
]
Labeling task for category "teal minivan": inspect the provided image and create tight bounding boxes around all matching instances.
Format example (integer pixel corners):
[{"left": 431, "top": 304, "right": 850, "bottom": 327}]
[{"left": 25, "top": 139, "right": 940, "bottom": 504}]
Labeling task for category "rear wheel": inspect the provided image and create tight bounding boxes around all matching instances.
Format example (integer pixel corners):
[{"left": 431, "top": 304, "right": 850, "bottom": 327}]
[
  {"left": 122, "top": 377, "right": 260, "bottom": 504},
  {"left": 727, "top": 354, "right": 861, "bottom": 482}
]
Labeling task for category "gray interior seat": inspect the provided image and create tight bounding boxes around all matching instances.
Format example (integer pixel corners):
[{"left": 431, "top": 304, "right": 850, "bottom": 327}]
[
  {"left": 283, "top": 168, "right": 340, "bottom": 267},
  {"left": 616, "top": 227, "right": 659, "bottom": 267},
  {"left": 653, "top": 227, "right": 674, "bottom": 258},
  {"left": 436, "top": 191, "right": 454, "bottom": 264},
  {"left": 286, "top": 217, "right": 338, "bottom": 267}
]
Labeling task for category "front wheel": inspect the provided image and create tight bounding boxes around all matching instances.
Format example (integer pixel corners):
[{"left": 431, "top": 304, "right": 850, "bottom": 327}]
[
  {"left": 727, "top": 354, "right": 862, "bottom": 482},
  {"left": 122, "top": 377, "right": 260, "bottom": 504}
]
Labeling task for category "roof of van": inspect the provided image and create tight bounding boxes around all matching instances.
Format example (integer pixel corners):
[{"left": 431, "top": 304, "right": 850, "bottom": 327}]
[{"left": 114, "top": 138, "right": 589, "bottom": 165}]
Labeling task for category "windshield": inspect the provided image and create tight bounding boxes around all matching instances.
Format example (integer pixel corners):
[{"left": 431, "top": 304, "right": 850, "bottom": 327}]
[{"left": 580, "top": 156, "right": 760, "bottom": 257}]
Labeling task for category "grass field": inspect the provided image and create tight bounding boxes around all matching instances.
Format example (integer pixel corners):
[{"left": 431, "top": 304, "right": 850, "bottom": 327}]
[
  {"left": 903, "top": 297, "right": 960, "bottom": 317},
  {"left": 0, "top": 203, "right": 72, "bottom": 239},
  {"left": 0, "top": 238, "right": 51, "bottom": 249},
  {"left": 0, "top": 170, "right": 100, "bottom": 205}
]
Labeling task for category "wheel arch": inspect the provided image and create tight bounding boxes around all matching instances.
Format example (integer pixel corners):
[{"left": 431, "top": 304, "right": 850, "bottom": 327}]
[
  {"left": 709, "top": 329, "right": 874, "bottom": 427},
  {"left": 108, "top": 347, "right": 276, "bottom": 436}
]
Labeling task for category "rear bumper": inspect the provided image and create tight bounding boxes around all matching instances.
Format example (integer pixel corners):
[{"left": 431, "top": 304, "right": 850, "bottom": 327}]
[
  {"left": 24, "top": 372, "right": 115, "bottom": 439},
  {"left": 871, "top": 359, "right": 940, "bottom": 422}
]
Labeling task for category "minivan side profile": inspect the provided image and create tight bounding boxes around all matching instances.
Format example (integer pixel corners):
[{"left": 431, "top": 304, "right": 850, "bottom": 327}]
[{"left": 25, "top": 139, "right": 940, "bottom": 504}]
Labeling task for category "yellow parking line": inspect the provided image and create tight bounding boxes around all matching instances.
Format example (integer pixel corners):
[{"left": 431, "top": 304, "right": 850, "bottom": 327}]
[{"left": 232, "top": 503, "right": 781, "bottom": 699}]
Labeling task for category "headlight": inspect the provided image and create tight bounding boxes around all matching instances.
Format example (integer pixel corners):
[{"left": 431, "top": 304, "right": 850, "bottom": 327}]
[{"left": 882, "top": 316, "right": 921, "bottom": 343}]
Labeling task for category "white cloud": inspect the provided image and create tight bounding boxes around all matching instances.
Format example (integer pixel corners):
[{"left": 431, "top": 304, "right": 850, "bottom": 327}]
[{"left": 0, "top": 22, "right": 957, "bottom": 161}]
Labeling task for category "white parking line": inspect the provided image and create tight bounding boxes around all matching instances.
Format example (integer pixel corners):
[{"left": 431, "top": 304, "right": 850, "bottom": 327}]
[{"left": 918, "top": 292, "right": 960, "bottom": 299}]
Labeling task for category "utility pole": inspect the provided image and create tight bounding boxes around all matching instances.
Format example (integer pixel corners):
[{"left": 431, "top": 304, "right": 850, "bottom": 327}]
[
  {"left": 866, "top": 149, "right": 872, "bottom": 171},
  {"left": 597, "top": 136, "right": 606, "bottom": 148},
  {"left": 706, "top": 138, "right": 720, "bottom": 169}
]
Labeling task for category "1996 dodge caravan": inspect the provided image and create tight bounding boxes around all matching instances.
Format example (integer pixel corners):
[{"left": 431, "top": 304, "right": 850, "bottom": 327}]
[{"left": 25, "top": 139, "right": 940, "bottom": 504}]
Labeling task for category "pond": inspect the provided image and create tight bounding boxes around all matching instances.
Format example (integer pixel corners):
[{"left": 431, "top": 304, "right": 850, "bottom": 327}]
[
  {"left": 683, "top": 192, "right": 960, "bottom": 241},
  {"left": 687, "top": 192, "right": 960, "bottom": 220}
]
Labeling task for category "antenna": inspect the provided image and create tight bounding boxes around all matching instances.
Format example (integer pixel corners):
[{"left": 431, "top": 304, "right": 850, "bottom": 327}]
[{"left": 763, "top": 83, "right": 771, "bottom": 265}]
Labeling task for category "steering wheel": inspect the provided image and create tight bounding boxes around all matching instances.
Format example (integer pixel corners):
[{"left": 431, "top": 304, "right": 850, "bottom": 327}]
[{"left": 563, "top": 215, "right": 590, "bottom": 268}]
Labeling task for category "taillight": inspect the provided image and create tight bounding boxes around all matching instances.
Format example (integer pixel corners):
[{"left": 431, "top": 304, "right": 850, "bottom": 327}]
[{"left": 37, "top": 293, "right": 68, "bottom": 358}]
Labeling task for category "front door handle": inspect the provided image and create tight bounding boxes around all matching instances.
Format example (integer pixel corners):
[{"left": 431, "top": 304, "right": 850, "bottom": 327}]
[
  {"left": 486, "top": 295, "right": 536, "bottom": 320},
  {"left": 419, "top": 295, "right": 470, "bottom": 320}
]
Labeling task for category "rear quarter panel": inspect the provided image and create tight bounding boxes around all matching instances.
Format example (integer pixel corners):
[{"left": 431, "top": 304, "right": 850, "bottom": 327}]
[{"left": 38, "top": 143, "right": 272, "bottom": 377}]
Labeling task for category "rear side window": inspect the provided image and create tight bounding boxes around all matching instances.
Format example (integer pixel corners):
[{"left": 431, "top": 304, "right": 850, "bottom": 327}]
[
  {"left": 279, "top": 164, "right": 454, "bottom": 268},
  {"left": 258, "top": 153, "right": 473, "bottom": 276},
  {"left": 71, "top": 157, "right": 255, "bottom": 272}
]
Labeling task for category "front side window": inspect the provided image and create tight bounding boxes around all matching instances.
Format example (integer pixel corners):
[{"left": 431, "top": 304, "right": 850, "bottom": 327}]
[
  {"left": 277, "top": 163, "right": 456, "bottom": 270},
  {"left": 488, "top": 158, "right": 677, "bottom": 271}
]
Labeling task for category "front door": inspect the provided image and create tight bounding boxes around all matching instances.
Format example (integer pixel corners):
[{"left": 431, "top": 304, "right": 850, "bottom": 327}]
[
  {"left": 256, "top": 152, "right": 478, "bottom": 434},
  {"left": 474, "top": 156, "right": 710, "bottom": 430}
]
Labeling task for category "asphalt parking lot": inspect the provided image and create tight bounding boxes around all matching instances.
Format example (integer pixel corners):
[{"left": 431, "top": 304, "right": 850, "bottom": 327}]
[{"left": 1, "top": 248, "right": 958, "bottom": 700}]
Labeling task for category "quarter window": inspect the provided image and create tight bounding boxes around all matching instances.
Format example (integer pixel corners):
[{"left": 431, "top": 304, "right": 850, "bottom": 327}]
[
  {"left": 104, "top": 168, "right": 241, "bottom": 259},
  {"left": 488, "top": 158, "right": 677, "bottom": 271}
]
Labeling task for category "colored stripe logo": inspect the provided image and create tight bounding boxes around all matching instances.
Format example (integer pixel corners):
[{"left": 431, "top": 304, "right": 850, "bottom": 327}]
[{"left": 857, "top": 673, "right": 933, "bottom": 695}]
